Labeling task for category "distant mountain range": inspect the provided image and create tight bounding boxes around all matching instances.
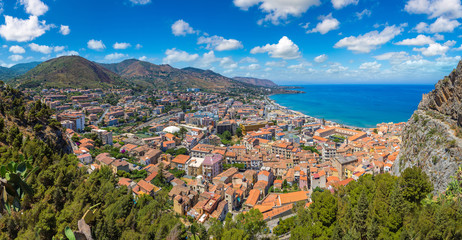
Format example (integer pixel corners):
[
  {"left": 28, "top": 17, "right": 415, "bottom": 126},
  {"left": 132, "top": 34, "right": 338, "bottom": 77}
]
[
  {"left": 232, "top": 77, "right": 278, "bottom": 87},
  {"left": 0, "top": 62, "right": 41, "bottom": 81},
  {"left": 1, "top": 56, "right": 279, "bottom": 91}
]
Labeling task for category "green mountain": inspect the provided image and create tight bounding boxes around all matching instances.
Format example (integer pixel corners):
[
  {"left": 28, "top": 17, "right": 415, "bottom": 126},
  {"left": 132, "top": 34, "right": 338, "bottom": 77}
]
[
  {"left": 100, "top": 59, "right": 254, "bottom": 91},
  {"left": 233, "top": 76, "right": 278, "bottom": 87},
  {"left": 11, "top": 56, "right": 125, "bottom": 89},
  {"left": 0, "top": 62, "right": 40, "bottom": 82}
]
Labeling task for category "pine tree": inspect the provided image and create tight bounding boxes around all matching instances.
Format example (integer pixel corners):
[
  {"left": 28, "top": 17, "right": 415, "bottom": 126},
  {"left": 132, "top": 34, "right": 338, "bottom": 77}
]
[{"left": 353, "top": 190, "right": 369, "bottom": 239}]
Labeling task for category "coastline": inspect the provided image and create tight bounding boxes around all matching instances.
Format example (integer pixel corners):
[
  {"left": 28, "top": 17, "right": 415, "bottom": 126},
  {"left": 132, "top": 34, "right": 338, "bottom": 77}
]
[{"left": 265, "top": 95, "right": 373, "bottom": 131}]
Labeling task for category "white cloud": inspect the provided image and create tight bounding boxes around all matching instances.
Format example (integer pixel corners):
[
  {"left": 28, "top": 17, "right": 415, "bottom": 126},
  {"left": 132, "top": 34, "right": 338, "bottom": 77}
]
[
  {"left": 265, "top": 61, "right": 287, "bottom": 67},
  {"left": 9, "top": 45, "right": 25, "bottom": 54},
  {"left": 59, "top": 25, "right": 70, "bottom": 35},
  {"left": 139, "top": 56, "right": 147, "bottom": 61},
  {"left": 233, "top": 0, "right": 321, "bottom": 25},
  {"left": 334, "top": 25, "right": 403, "bottom": 53},
  {"left": 251, "top": 36, "right": 301, "bottom": 59},
  {"left": 240, "top": 57, "right": 258, "bottom": 63},
  {"left": 135, "top": 44, "right": 142, "bottom": 49},
  {"left": 196, "top": 51, "right": 220, "bottom": 68},
  {"left": 171, "top": 20, "right": 196, "bottom": 36},
  {"left": 307, "top": 13, "right": 340, "bottom": 34},
  {"left": 415, "top": 17, "right": 460, "bottom": 33},
  {"left": 129, "top": 0, "right": 151, "bottom": 5},
  {"left": 404, "top": 0, "right": 462, "bottom": 19},
  {"left": 332, "top": 0, "right": 358, "bottom": 9},
  {"left": 113, "top": 42, "right": 131, "bottom": 49},
  {"left": 54, "top": 46, "right": 65, "bottom": 52},
  {"left": 240, "top": 63, "right": 261, "bottom": 70},
  {"left": 314, "top": 54, "right": 328, "bottom": 63},
  {"left": 413, "top": 42, "right": 450, "bottom": 56},
  {"left": 359, "top": 61, "right": 381, "bottom": 71},
  {"left": 395, "top": 34, "right": 435, "bottom": 45},
  {"left": 87, "top": 39, "right": 105, "bottom": 50},
  {"left": 162, "top": 48, "right": 199, "bottom": 64},
  {"left": 9, "top": 55, "right": 23, "bottom": 61},
  {"left": 374, "top": 51, "right": 423, "bottom": 65},
  {"left": 288, "top": 62, "right": 311, "bottom": 69},
  {"left": 326, "top": 62, "right": 348, "bottom": 74},
  {"left": 220, "top": 57, "right": 238, "bottom": 69},
  {"left": 20, "top": 0, "right": 48, "bottom": 16},
  {"left": 356, "top": 9, "right": 372, "bottom": 19},
  {"left": 29, "top": 43, "right": 52, "bottom": 54},
  {"left": 197, "top": 35, "right": 243, "bottom": 51},
  {"left": 105, "top": 53, "right": 127, "bottom": 61},
  {"left": 0, "top": 15, "right": 51, "bottom": 42},
  {"left": 56, "top": 50, "right": 78, "bottom": 57}
]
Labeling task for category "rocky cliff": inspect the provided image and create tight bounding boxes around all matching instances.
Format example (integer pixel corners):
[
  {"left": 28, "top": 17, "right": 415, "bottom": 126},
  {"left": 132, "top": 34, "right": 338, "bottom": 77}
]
[{"left": 395, "top": 61, "right": 462, "bottom": 192}]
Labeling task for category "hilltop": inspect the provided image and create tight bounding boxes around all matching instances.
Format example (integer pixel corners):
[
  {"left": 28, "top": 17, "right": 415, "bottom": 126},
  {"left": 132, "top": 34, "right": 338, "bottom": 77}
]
[
  {"left": 233, "top": 76, "right": 278, "bottom": 87},
  {"left": 100, "top": 59, "right": 253, "bottom": 91},
  {"left": 395, "top": 60, "right": 462, "bottom": 192},
  {"left": 10, "top": 56, "right": 126, "bottom": 89}
]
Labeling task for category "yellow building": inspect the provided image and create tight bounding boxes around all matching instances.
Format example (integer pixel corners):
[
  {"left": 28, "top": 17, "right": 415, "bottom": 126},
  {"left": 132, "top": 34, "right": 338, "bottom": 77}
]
[{"left": 240, "top": 122, "right": 274, "bottom": 135}]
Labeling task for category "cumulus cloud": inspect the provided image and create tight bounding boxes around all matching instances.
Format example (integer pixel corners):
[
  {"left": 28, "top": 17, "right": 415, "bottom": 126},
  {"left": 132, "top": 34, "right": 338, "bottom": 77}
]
[
  {"left": 233, "top": 0, "right": 321, "bottom": 25},
  {"left": 196, "top": 51, "right": 221, "bottom": 68},
  {"left": 240, "top": 63, "right": 261, "bottom": 70},
  {"left": 220, "top": 57, "right": 238, "bottom": 69},
  {"left": 9, "top": 55, "right": 23, "bottom": 61},
  {"left": 135, "top": 44, "right": 142, "bottom": 49},
  {"left": 413, "top": 42, "right": 450, "bottom": 56},
  {"left": 54, "top": 46, "right": 65, "bottom": 52},
  {"left": 29, "top": 43, "right": 52, "bottom": 54},
  {"left": 334, "top": 25, "right": 403, "bottom": 53},
  {"left": 113, "top": 42, "right": 131, "bottom": 49},
  {"left": 105, "top": 53, "right": 127, "bottom": 61},
  {"left": 326, "top": 62, "right": 348, "bottom": 74},
  {"left": 163, "top": 48, "right": 199, "bottom": 64},
  {"left": 197, "top": 35, "right": 243, "bottom": 51},
  {"left": 359, "top": 61, "right": 381, "bottom": 71},
  {"left": 374, "top": 51, "right": 423, "bottom": 65},
  {"left": 240, "top": 57, "right": 258, "bottom": 63},
  {"left": 129, "top": 0, "right": 151, "bottom": 5},
  {"left": 395, "top": 34, "right": 435, "bottom": 45},
  {"left": 404, "top": 0, "right": 462, "bottom": 19},
  {"left": 356, "top": 9, "right": 372, "bottom": 19},
  {"left": 87, "top": 39, "right": 105, "bottom": 50},
  {"left": 171, "top": 20, "right": 196, "bottom": 36},
  {"left": 307, "top": 14, "right": 340, "bottom": 34},
  {"left": 251, "top": 36, "right": 301, "bottom": 59},
  {"left": 332, "top": 0, "right": 358, "bottom": 9},
  {"left": 56, "top": 50, "right": 78, "bottom": 57},
  {"left": 59, "top": 25, "right": 70, "bottom": 35},
  {"left": 415, "top": 17, "right": 460, "bottom": 33},
  {"left": 9, "top": 45, "right": 26, "bottom": 54},
  {"left": 265, "top": 61, "right": 287, "bottom": 67},
  {"left": 0, "top": 15, "right": 51, "bottom": 42},
  {"left": 20, "top": 0, "right": 48, "bottom": 16},
  {"left": 314, "top": 54, "right": 328, "bottom": 63},
  {"left": 139, "top": 56, "right": 148, "bottom": 61}
]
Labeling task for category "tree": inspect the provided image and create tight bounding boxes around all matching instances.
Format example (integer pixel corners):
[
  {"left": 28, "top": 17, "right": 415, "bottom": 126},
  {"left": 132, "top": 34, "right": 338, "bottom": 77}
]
[
  {"left": 208, "top": 218, "right": 223, "bottom": 240},
  {"left": 399, "top": 166, "right": 433, "bottom": 204},
  {"left": 33, "top": 124, "right": 43, "bottom": 133},
  {"left": 353, "top": 190, "right": 369, "bottom": 239},
  {"left": 71, "top": 134, "right": 80, "bottom": 143},
  {"left": 236, "top": 127, "right": 243, "bottom": 138}
]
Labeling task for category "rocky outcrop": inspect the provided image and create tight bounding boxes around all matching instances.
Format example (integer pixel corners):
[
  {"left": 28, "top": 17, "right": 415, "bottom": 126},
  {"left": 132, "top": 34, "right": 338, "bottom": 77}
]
[{"left": 395, "top": 61, "right": 462, "bottom": 192}]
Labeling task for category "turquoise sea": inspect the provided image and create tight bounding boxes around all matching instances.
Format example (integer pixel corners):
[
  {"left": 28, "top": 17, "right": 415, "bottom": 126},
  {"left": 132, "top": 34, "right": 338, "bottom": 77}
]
[{"left": 269, "top": 85, "right": 435, "bottom": 128}]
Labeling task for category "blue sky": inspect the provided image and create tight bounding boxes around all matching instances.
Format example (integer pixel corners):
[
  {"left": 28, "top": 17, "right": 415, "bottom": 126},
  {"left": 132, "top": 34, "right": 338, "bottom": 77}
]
[{"left": 0, "top": 0, "right": 462, "bottom": 84}]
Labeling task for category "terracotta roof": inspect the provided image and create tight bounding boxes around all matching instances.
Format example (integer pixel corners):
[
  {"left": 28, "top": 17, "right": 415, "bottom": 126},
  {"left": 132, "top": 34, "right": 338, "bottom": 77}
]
[
  {"left": 245, "top": 189, "right": 260, "bottom": 207},
  {"left": 172, "top": 154, "right": 190, "bottom": 165},
  {"left": 279, "top": 191, "right": 309, "bottom": 205}
]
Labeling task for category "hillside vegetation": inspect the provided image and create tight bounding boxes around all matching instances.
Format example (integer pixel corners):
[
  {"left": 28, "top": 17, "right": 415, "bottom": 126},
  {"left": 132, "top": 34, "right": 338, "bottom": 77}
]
[{"left": 11, "top": 56, "right": 127, "bottom": 89}]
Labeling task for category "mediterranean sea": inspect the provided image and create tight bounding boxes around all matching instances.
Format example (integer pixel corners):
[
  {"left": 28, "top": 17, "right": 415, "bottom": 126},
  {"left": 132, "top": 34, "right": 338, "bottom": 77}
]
[{"left": 269, "top": 84, "right": 435, "bottom": 128}]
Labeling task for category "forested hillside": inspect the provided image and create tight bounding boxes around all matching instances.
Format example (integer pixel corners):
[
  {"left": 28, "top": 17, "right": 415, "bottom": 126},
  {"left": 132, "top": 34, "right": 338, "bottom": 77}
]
[{"left": 273, "top": 167, "right": 462, "bottom": 240}]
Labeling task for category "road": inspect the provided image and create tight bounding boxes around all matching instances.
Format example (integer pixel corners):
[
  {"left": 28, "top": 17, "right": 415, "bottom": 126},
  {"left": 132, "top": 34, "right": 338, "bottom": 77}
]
[
  {"left": 135, "top": 114, "right": 175, "bottom": 130},
  {"left": 95, "top": 108, "right": 109, "bottom": 125}
]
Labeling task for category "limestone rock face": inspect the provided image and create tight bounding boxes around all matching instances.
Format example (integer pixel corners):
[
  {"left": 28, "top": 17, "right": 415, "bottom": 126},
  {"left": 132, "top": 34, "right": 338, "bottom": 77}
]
[{"left": 395, "top": 61, "right": 462, "bottom": 192}]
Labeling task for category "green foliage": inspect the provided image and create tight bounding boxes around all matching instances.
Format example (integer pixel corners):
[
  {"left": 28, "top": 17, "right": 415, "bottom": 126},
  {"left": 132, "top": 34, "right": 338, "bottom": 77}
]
[
  {"left": 399, "top": 166, "right": 433, "bottom": 204},
  {"left": 223, "top": 163, "right": 245, "bottom": 170},
  {"left": 71, "top": 134, "right": 80, "bottom": 143},
  {"left": 219, "top": 130, "right": 233, "bottom": 145},
  {"left": 273, "top": 217, "right": 295, "bottom": 236},
  {"left": 221, "top": 209, "right": 267, "bottom": 240},
  {"left": 300, "top": 145, "right": 321, "bottom": 155},
  {"left": 169, "top": 168, "right": 186, "bottom": 178}
]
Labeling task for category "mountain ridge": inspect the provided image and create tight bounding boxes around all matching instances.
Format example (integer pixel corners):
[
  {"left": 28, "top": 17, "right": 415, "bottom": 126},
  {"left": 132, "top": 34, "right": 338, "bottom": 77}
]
[
  {"left": 395, "top": 60, "right": 462, "bottom": 192},
  {"left": 233, "top": 76, "right": 278, "bottom": 87}
]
